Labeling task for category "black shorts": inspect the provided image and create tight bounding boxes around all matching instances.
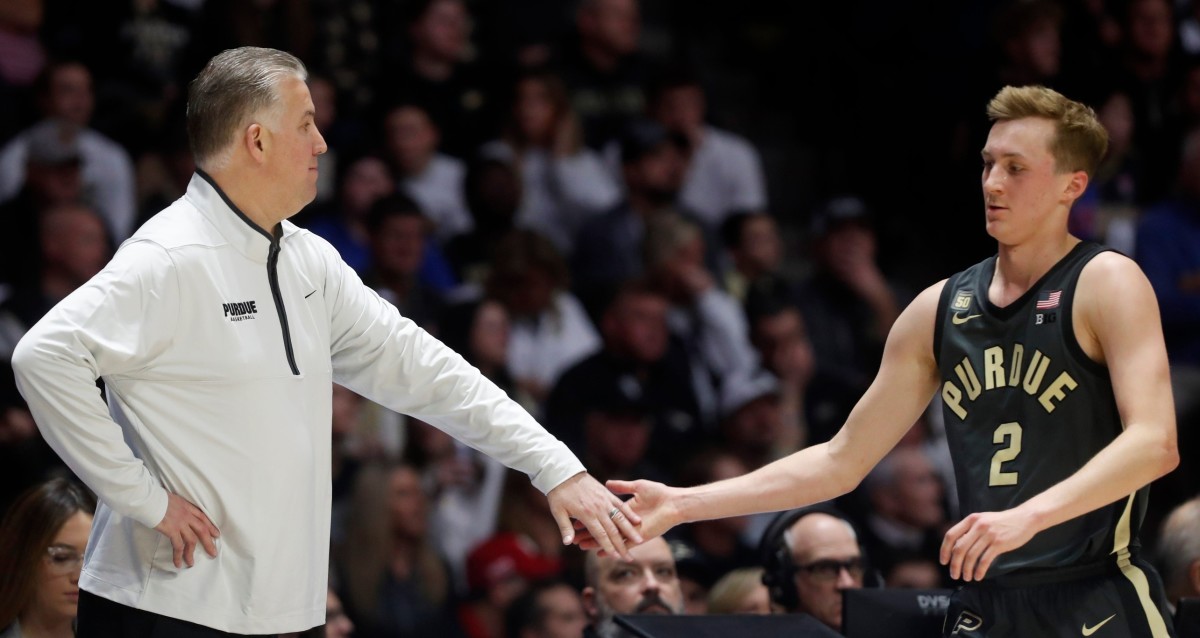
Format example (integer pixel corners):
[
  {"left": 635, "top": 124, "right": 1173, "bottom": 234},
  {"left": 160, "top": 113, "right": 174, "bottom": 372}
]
[
  {"left": 942, "top": 554, "right": 1175, "bottom": 638},
  {"left": 77, "top": 590, "right": 280, "bottom": 638}
]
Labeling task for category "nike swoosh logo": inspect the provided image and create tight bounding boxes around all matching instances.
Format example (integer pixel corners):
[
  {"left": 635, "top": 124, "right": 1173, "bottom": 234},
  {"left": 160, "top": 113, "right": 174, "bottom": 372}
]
[
  {"left": 952, "top": 312, "right": 981, "bottom": 325},
  {"left": 1082, "top": 614, "right": 1116, "bottom": 635},
  {"left": 304, "top": 289, "right": 317, "bottom": 299}
]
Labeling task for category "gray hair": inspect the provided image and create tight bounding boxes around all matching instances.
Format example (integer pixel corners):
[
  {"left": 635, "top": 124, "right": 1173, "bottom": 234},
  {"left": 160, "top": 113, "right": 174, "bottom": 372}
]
[
  {"left": 186, "top": 47, "right": 307, "bottom": 170},
  {"left": 1158, "top": 496, "right": 1200, "bottom": 598}
]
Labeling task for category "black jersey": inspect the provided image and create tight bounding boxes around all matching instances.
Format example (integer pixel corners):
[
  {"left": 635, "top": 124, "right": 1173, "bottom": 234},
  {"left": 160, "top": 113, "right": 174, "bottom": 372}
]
[{"left": 934, "top": 242, "right": 1148, "bottom": 577}]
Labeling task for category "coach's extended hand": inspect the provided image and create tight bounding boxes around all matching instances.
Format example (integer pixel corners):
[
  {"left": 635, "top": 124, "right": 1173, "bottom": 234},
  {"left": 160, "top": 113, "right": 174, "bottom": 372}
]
[
  {"left": 548, "top": 472, "right": 643, "bottom": 560},
  {"left": 572, "top": 478, "right": 682, "bottom": 554}
]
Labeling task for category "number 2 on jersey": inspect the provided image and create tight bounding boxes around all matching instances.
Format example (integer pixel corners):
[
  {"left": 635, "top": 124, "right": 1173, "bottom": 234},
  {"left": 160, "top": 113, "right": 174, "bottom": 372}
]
[{"left": 990, "top": 421, "right": 1022, "bottom": 486}]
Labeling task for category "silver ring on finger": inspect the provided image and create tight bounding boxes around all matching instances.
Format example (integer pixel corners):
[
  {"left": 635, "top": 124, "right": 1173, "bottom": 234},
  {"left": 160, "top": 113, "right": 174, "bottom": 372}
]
[{"left": 608, "top": 507, "right": 621, "bottom": 520}]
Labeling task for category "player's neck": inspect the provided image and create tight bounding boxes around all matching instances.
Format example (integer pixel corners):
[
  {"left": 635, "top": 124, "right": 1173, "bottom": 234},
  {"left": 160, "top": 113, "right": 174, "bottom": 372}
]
[{"left": 992, "top": 233, "right": 1080, "bottom": 304}]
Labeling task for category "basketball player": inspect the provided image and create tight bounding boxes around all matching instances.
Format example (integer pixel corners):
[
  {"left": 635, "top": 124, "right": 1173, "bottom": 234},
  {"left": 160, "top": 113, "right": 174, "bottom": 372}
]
[{"left": 579, "top": 85, "right": 1180, "bottom": 637}]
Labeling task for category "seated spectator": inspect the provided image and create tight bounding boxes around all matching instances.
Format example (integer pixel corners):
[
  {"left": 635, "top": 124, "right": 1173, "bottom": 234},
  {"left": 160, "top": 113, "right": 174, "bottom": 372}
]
[
  {"left": 575, "top": 371, "right": 668, "bottom": 485},
  {"left": 856, "top": 445, "right": 947, "bottom": 585},
  {"left": 649, "top": 69, "right": 767, "bottom": 232},
  {"left": 305, "top": 153, "right": 396, "bottom": 274},
  {"left": 668, "top": 451, "right": 759, "bottom": 591},
  {"left": 572, "top": 119, "right": 690, "bottom": 317},
  {"left": 365, "top": 193, "right": 444, "bottom": 332},
  {"left": 0, "top": 478, "right": 96, "bottom": 638},
  {"left": 406, "top": 418, "right": 507, "bottom": 595},
  {"left": 556, "top": 0, "right": 657, "bottom": 150},
  {"left": 336, "top": 462, "right": 459, "bottom": 637},
  {"left": 0, "top": 203, "right": 110, "bottom": 359},
  {"left": 796, "top": 196, "right": 900, "bottom": 402},
  {"left": 1157, "top": 495, "right": 1200, "bottom": 609},
  {"left": 545, "top": 280, "right": 701, "bottom": 471},
  {"left": 643, "top": 214, "right": 759, "bottom": 429},
  {"left": 882, "top": 552, "right": 944, "bottom": 589},
  {"left": 383, "top": 103, "right": 473, "bottom": 243},
  {"left": 719, "top": 211, "right": 785, "bottom": 302},
  {"left": 481, "top": 69, "right": 620, "bottom": 255},
  {"left": 582, "top": 537, "right": 684, "bottom": 638},
  {"left": 759, "top": 507, "right": 867, "bottom": 633},
  {"left": 379, "top": 0, "right": 499, "bottom": 158},
  {"left": 0, "top": 121, "right": 88, "bottom": 289},
  {"left": 706, "top": 567, "right": 772, "bottom": 615},
  {"left": 458, "top": 533, "right": 564, "bottom": 638},
  {"left": 505, "top": 579, "right": 589, "bottom": 638},
  {"left": 446, "top": 158, "right": 522, "bottom": 289},
  {"left": 717, "top": 368, "right": 790, "bottom": 471},
  {"left": 0, "top": 61, "right": 136, "bottom": 242},
  {"left": 486, "top": 230, "right": 600, "bottom": 404}
]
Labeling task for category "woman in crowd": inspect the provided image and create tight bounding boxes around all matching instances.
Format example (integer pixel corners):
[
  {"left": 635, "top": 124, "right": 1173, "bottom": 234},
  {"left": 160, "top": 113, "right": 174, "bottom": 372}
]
[{"left": 0, "top": 478, "right": 96, "bottom": 638}]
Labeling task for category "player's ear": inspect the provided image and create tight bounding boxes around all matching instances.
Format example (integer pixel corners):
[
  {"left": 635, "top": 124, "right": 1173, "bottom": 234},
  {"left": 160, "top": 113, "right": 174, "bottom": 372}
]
[{"left": 1063, "top": 170, "right": 1088, "bottom": 203}]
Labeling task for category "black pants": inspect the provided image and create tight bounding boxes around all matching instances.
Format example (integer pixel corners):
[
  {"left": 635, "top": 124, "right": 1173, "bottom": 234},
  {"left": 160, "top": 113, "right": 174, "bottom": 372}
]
[
  {"left": 942, "top": 555, "right": 1176, "bottom": 637},
  {"left": 78, "top": 590, "right": 279, "bottom": 638}
]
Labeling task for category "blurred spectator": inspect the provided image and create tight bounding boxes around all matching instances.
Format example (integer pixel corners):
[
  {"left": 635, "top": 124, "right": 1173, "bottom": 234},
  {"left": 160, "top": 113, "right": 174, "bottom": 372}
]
[
  {"left": 383, "top": 103, "right": 473, "bottom": 243},
  {"left": 668, "top": 451, "right": 758, "bottom": 603},
  {"left": 0, "top": 203, "right": 110, "bottom": 359},
  {"left": 0, "top": 119, "right": 85, "bottom": 289},
  {"left": 1156, "top": 495, "right": 1200, "bottom": 608},
  {"left": 504, "top": 579, "right": 588, "bottom": 638},
  {"left": 796, "top": 196, "right": 900, "bottom": 402},
  {"left": 0, "top": 478, "right": 95, "bottom": 638},
  {"left": 329, "top": 384, "right": 370, "bottom": 548},
  {"left": 0, "top": 61, "right": 136, "bottom": 242},
  {"left": 446, "top": 158, "right": 522, "bottom": 289},
  {"left": 495, "top": 469, "right": 567, "bottom": 564},
  {"left": 486, "top": 230, "right": 600, "bottom": 404},
  {"left": 1136, "top": 128, "right": 1200, "bottom": 517},
  {"left": 308, "top": 76, "right": 340, "bottom": 203},
  {"left": 1117, "top": 0, "right": 1186, "bottom": 203},
  {"left": 406, "top": 418, "right": 506, "bottom": 596},
  {"left": 574, "top": 369, "right": 668, "bottom": 485},
  {"left": 993, "top": 1, "right": 1065, "bottom": 90},
  {"left": 0, "top": 0, "right": 45, "bottom": 141},
  {"left": 572, "top": 118, "right": 689, "bottom": 316},
  {"left": 744, "top": 282, "right": 830, "bottom": 447},
  {"left": 719, "top": 211, "right": 784, "bottom": 302},
  {"left": 306, "top": 154, "right": 396, "bottom": 274},
  {"left": 884, "top": 553, "right": 945, "bottom": 590},
  {"left": 717, "top": 368, "right": 789, "bottom": 471},
  {"left": 459, "top": 533, "right": 563, "bottom": 638},
  {"left": 557, "top": 0, "right": 657, "bottom": 150},
  {"left": 644, "top": 214, "right": 759, "bottom": 429},
  {"left": 365, "top": 193, "right": 444, "bottom": 333},
  {"left": 545, "top": 280, "right": 701, "bottom": 471},
  {"left": 1073, "top": 88, "right": 1142, "bottom": 253},
  {"left": 582, "top": 537, "right": 683, "bottom": 638},
  {"left": 759, "top": 508, "right": 866, "bottom": 633},
  {"left": 649, "top": 69, "right": 767, "bottom": 232},
  {"left": 857, "top": 445, "right": 947, "bottom": 584},
  {"left": 380, "top": 0, "right": 497, "bottom": 158},
  {"left": 308, "top": 0, "right": 384, "bottom": 120},
  {"left": 706, "top": 567, "right": 772, "bottom": 615},
  {"left": 438, "top": 299, "right": 523, "bottom": 401},
  {"left": 481, "top": 69, "right": 621, "bottom": 254},
  {"left": 336, "top": 462, "right": 459, "bottom": 637}
]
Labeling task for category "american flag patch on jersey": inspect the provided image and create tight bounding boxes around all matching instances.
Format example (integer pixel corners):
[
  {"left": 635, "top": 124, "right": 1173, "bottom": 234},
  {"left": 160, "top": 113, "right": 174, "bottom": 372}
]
[{"left": 1036, "top": 290, "right": 1062, "bottom": 309}]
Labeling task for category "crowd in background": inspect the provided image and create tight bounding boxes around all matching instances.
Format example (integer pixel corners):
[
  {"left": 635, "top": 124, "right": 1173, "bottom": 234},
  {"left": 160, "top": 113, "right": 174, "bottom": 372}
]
[{"left": 0, "top": 0, "right": 1199, "bottom": 636}]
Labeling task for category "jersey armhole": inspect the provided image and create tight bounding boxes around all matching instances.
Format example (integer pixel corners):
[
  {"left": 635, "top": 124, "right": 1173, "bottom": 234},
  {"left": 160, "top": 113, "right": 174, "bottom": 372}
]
[
  {"left": 933, "top": 277, "right": 953, "bottom": 364},
  {"left": 1063, "top": 248, "right": 1114, "bottom": 377}
]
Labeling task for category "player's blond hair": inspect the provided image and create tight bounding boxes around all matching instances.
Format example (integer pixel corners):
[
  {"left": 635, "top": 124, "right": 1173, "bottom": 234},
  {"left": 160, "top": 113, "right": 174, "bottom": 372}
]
[{"left": 987, "top": 85, "right": 1109, "bottom": 178}]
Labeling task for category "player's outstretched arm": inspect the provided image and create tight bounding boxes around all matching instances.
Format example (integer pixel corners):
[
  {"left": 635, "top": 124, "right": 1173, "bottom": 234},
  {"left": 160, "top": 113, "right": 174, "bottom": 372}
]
[
  {"left": 577, "top": 281, "right": 946, "bottom": 548},
  {"left": 942, "top": 253, "right": 1179, "bottom": 581}
]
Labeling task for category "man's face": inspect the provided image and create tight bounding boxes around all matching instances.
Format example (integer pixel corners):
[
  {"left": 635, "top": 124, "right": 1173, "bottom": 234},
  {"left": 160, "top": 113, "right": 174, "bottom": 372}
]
[
  {"left": 40, "top": 206, "right": 109, "bottom": 286},
  {"left": 533, "top": 584, "right": 589, "bottom": 638},
  {"left": 605, "top": 292, "right": 668, "bottom": 362},
  {"left": 263, "top": 77, "right": 327, "bottom": 218},
  {"left": 584, "top": 538, "right": 684, "bottom": 634},
  {"left": 371, "top": 214, "right": 426, "bottom": 277},
  {"left": 653, "top": 86, "right": 705, "bottom": 137},
  {"left": 585, "top": 411, "right": 651, "bottom": 470},
  {"left": 47, "top": 63, "right": 94, "bottom": 126},
  {"left": 981, "top": 117, "right": 1081, "bottom": 246},
  {"left": 412, "top": 0, "right": 469, "bottom": 63},
  {"left": 341, "top": 157, "right": 393, "bottom": 216},
  {"left": 736, "top": 215, "right": 782, "bottom": 274},
  {"left": 788, "top": 514, "right": 864, "bottom": 631},
  {"left": 385, "top": 107, "right": 439, "bottom": 175},
  {"left": 582, "top": 0, "right": 640, "bottom": 56},
  {"left": 891, "top": 451, "right": 945, "bottom": 529}
]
